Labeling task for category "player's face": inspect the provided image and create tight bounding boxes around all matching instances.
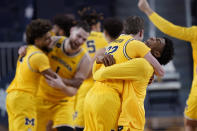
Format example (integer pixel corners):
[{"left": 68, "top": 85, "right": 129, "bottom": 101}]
[
  {"left": 69, "top": 27, "right": 89, "bottom": 50},
  {"left": 35, "top": 31, "right": 52, "bottom": 52},
  {"left": 145, "top": 37, "right": 165, "bottom": 52}
]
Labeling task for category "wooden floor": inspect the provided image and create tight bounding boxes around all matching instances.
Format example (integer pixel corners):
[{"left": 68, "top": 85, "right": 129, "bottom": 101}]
[{"left": 145, "top": 117, "right": 187, "bottom": 131}]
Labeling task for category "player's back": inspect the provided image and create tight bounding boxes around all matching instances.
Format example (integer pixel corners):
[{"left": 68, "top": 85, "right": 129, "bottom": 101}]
[
  {"left": 93, "top": 34, "right": 137, "bottom": 93},
  {"left": 7, "top": 45, "right": 48, "bottom": 95},
  {"left": 118, "top": 59, "right": 154, "bottom": 129},
  {"left": 82, "top": 31, "right": 108, "bottom": 58}
]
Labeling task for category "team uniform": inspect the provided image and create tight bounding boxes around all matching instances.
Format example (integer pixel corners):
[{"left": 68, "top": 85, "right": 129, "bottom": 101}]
[
  {"left": 74, "top": 31, "right": 108, "bottom": 128},
  {"left": 6, "top": 46, "right": 50, "bottom": 131},
  {"left": 84, "top": 34, "right": 150, "bottom": 131},
  {"left": 36, "top": 36, "right": 88, "bottom": 130},
  {"left": 93, "top": 58, "right": 154, "bottom": 131},
  {"left": 148, "top": 12, "right": 197, "bottom": 120}
]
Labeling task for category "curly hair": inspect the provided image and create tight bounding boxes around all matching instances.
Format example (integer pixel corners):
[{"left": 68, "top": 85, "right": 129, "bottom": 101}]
[
  {"left": 103, "top": 18, "right": 123, "bottom": 39},
  {"left": 124, "top": 16, "right": 144, "bottom": 35},
  {"left": 53, "top": 14, "right": 76, "bottom": 37},
  {"left": 26, "top": 19, "right": 52, "bottom": 44},
  {"left": 78, "top": 7, "right": 103, "bottom": 27},
  {"left": 157, "top": 37, "right": 174, "bottom": 65}
]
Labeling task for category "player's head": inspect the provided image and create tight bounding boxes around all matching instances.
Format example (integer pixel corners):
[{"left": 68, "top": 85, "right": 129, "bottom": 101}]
[
  {"left": 78, "top": 7, "right": 103, "bottom": 32},
  {"left": 53, "top": 14, "right": 76, "bottom": 37},
  {"left": 103, "top": 18, "right": 123, "bottom": 42},
  {"left": 69, "top": 21, "right": 91, "bottom": 50},
  {"left": 145, "top": 37, "right": 174, "bottom": 65},
  {"left": 123, "top": 16, "right": 144, "bottom": 41},
  {"left": 26, "top": 19, "right": 52, "bottom": 52}
]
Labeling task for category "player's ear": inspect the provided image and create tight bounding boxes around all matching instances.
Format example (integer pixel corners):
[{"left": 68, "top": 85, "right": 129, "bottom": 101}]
[
  {"left": 139, "top": 30, "right": 144, "bottom": 37},
  {"left": 152, "top": 50, "right": 161, "bottom": 58}
]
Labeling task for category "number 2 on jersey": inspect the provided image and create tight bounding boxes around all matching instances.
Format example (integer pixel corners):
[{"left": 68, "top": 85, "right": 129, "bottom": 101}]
[
  {"left": 105, "top": 46, "right": 118, "bottom": 55},
  {"left": 86, "top": 40, "right": 96, "bottom": 53}
]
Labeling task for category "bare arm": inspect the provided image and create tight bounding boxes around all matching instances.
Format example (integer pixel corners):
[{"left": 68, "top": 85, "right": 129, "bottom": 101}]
[
  {"left": 62, "top": 53, "right": 91, "bottom": 88},
  {"left": 144, "top": 52, "right": 164, "bottom": 77},
  {"left": 41, "top": 69, "right": 77, "bottom": 96}
]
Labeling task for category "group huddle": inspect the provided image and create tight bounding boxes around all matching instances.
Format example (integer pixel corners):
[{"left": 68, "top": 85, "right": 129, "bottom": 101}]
[{"left": 6, "top": 0, "right": 197, "bottom": 131}]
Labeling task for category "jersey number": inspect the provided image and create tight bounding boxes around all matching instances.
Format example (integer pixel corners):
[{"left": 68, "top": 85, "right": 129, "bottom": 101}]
[
  {"left": 86, "top": 40, "right": 95, "bottom": 53},
  {"left": 105, "top": 46, "right": 118, "bottom": 55}
]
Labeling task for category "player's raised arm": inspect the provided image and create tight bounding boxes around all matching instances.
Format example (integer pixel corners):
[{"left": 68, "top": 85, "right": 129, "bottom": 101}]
[
  {"left": 138, "top": 0, "right": 153, "bottom": 16},
  {"left": 138, "top": 0, "right": 197, "bottom": 42}
]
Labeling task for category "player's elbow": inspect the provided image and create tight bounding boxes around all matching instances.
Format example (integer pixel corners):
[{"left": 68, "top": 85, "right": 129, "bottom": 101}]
[{"left": 67, "top": 88, "right": 78, "bottom": 97}]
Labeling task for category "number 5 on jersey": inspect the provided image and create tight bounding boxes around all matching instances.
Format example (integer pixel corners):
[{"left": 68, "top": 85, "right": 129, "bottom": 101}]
[{"left": 86, "top": 40, "right": 96, "bottom": 53}]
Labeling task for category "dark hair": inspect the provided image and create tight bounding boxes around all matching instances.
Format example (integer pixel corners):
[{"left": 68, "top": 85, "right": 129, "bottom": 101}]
[
  {"left": 75, "top": 21, "right": 91, "bottom": 33},
  {"left": 78, "top": 7, "right": 103, "bottom": 27},
  {"left": 157, "top": 37, "right": 174, "bottom": 65},
  {"left": 103, "top": 18, "right": 123, "bottom": 39},
  {"left": 53, "top": 14, "right": 76, "bottom": 37},
  {"left": 26, "top": 19, "right": 52, "bottom": 44},
  {"left": 124, "top": 16, "right": 144, "bottom": 35}
]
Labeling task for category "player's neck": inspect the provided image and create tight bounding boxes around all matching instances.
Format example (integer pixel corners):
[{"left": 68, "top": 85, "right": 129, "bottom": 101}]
[{"left": 63, "top": 39, "right": 81, "bottom": 55}]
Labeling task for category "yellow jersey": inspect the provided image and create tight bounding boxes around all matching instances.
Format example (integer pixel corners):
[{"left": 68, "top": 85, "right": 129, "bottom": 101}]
[
  {"left": 37, "top": 36, "right": 87, "bottom": 102},
  {"left": 82, "top": 31, "right": 108, "bottom": 58},
  {"left": 149, "top": 12, "right": 197, "bottom": 95},
  {"left": 6, "top": 46, "right": 50, "bottom": 95},
  {"left": 77, "top": 31, "right": 108, "bottom": 97},
  {"left": 94, "top": 58, "right": 154, "bottom": 130},
  {"left": 93, "top": 34, "right": 150, "bottom": 94}
]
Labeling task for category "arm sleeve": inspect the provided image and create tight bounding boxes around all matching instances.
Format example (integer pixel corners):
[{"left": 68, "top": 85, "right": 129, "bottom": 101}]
[
  {"left": 125, "top": 40, "right": 151, "bottom": 59},
  {"left": 29, "top": 53, "right": 50, "bottom": 72},
  {"left": 93, "top": 58, "right": 153, "bottom": 81},
  {"left": 149, "top": 12, "right": 197, "bottom": 42}
]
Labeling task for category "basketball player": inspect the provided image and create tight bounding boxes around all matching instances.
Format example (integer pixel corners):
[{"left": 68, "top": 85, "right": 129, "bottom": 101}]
[
  {"left": 35, "top": 21, "right": 91, "bottom": 131},
  {"left": 73, "top": 7, "right": 108, "bottom": 131},
  {"left": 93, "top": 37, "right": 174, "bottom": 131},
  {"left": 6, "top": 19, "right": 75, "bottom": 131},
  {"left": 83, "top": 15, "right": 172, "bottom": 131},
  {"left": 18, "top": 21, "right": 91, "bottom": 131},
  {"left": 138, "top": 0, "right": 197, "bottom": 130}
]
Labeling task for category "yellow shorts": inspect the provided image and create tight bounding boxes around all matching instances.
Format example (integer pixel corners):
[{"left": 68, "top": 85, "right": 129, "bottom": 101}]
[
  {"left": 6, "top": 91, "right": 37, "bottom": 131},
  {"left": 184, "top": 93, "right": 197, "bottom": 120},
  {"left": 84, "top": 82, "right": 121, "bottom": 131},
  {"left": 118, "top": 126, "right": 143, "bottom": 131},
  {"left": 74, "top": 79, "right": 94, "bottom": 128},
  {"left": 36, "top": 96, "right": 74, "bottom": 130}
]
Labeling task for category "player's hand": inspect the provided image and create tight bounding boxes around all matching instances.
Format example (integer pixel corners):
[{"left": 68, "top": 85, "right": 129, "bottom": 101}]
[
  {"left": 96, "top": 54, "right": 116, "bottom": 67},
  {"left": 18, "top": 45, "right": 27, "bottom": 57},
  {"left": 138, "top": 0, "right": 153, "bottom": 16},
  {"left": 148, "top": 74, "right": 154, "bottom": 85},
  {"left": 155, "top": 68, "right": 165, "bottom": 77},
  {"left": 45, "top": 74, "right": 65, "bottom": 90},
  {"left": 46, "top": 120, "right": 54, "bottom": 131}
]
